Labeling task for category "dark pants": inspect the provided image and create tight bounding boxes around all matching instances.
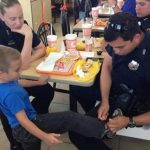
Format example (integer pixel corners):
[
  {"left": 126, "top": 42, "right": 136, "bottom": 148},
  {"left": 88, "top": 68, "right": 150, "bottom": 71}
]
[
  {"left": 0, "top": 83, "right": 54, "bottom": 150},
  {"left": 12, "top": 111, "right": 106, "bottom": 150},
  {"left": 70, "top": 74, "right": 101, "bottom": 112},
  {"left": 69, "top": 106, "right": 112, "bottom": 150}
]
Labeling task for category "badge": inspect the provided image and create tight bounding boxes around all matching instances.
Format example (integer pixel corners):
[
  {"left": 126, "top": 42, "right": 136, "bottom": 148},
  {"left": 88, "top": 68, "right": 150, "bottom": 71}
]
[{"left": 128, "top": 60, "right": 139, "bottom": 71}]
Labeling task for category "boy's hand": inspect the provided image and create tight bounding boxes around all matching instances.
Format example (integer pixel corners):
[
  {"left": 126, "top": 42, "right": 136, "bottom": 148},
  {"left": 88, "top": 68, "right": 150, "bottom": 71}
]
[
  {"left": 44, "top": 133, "right": 63, "bottom": 146},
  {"left": 98, "top": 102, "right": 109, "bottom": 120}
]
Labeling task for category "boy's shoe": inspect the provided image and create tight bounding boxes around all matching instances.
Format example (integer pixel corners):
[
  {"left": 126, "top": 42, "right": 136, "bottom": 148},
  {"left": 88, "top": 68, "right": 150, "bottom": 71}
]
[{"left": 103, "top": 108, "right": 123, "bottom": 139}]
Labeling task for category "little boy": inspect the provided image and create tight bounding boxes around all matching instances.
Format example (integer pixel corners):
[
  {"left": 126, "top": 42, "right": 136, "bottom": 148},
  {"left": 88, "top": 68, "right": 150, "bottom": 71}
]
[{"left": 0, "top": 45, "right": 106, "bottom": 150}]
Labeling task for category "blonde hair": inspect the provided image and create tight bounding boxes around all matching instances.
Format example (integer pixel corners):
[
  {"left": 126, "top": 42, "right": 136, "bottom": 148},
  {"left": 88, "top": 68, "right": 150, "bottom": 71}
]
[
  {"left": 0, "top": 45, "right": 20, "bottom": 72},
  {"left": 0, "top": 0, "right": 20, "bottom": 15}
]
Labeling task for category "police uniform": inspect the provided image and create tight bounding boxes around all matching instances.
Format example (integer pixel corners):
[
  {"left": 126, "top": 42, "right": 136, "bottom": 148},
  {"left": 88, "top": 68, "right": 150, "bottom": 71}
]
[
  {"left": 138, "top": 16, "right": 150, "bottom": 33},
  {"left": 0, "top": 20, "right": 40, "bottom": 51},
  {"left": 106, "top": 32, "right": 150, "bottom": 116}
]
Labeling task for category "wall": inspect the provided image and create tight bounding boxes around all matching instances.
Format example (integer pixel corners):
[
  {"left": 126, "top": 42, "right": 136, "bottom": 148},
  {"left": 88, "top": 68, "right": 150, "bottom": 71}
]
[
  {"left": 19, "top": 0, "right": 33, "bottom": 28},
  {"left": 0, "top": 0, "right": 51, "bottom": 31},
  {"left": 31, "top": 0, "right": 51, "bottom": 31}
]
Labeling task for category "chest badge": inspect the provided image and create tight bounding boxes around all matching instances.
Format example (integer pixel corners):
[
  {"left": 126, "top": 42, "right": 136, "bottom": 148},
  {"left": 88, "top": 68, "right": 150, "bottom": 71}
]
[{"left": 128, "top": 60, "right": 139, "bottom": 71}]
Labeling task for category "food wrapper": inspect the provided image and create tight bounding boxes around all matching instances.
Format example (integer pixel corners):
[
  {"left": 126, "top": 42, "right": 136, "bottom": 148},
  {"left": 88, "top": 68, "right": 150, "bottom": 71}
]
[{"left": 73, "top": 59, "right": 101, "bottom": 82}]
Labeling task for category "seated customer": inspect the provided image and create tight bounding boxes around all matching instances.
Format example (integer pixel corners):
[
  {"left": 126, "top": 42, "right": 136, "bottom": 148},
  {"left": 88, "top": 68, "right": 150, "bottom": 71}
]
[
  {"left": 75, "top": 0, "right": 98, "bottom": 23},
  {"left": 108, "top": 0, "right": 136, "bottom": 16},
  {"left": 69, "top": 12, "right": 150, "bottom": 150},
  {"left": 136, "top": 0, "right": 150, "bottom": 32},
  {"left": 0, "top": 0, "right": 54, "bottom": 149},
  {"left": 0, "top": 45, "right": 112, "bottom": 150}
]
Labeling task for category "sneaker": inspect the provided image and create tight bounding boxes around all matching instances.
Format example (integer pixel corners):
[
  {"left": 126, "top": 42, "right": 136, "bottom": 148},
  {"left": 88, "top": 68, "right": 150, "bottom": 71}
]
[{"left": 103, "top": 108, "right": 123, "bottom": 139}]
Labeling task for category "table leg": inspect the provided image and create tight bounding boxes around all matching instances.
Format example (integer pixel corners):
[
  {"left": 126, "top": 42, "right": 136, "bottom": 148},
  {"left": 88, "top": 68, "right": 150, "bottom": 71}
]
[{"left": 69, "top": 94, "right": 77, "bottom": 112}]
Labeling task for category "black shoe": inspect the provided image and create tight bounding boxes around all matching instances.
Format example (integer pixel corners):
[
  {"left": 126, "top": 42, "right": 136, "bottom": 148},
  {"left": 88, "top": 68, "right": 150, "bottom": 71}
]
[{"left": 103, "top": 108, "right": 123, "bottom": 139}]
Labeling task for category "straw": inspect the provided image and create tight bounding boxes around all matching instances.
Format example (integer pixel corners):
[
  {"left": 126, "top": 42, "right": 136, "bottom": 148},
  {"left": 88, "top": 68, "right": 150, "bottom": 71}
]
[
  {"left": 70, "top": 25, "right": 72, "bottom": 34},
  {"left": 50, "top": 23, "right": 53, "bottom": 35}
]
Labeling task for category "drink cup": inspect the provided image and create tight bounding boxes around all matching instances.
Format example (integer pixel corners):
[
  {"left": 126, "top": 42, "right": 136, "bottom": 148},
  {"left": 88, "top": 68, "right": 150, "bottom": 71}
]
[
  {"left": 65, "top": 34, "right": 77, "bottom": 52},
  {"left": 92, "top": 7, "right": 99, "bottom": 21},
  {"left": 82, "top": 23, "right": 92, "bottom": 40},
  {"left": 117, "top": 0, "right": 124, "bottom": 9},
  {"left": 85, "top": 38, "right": 93, "bottom": 51},
  {"left": 47, "top": 35, "right": 57, "bottom": 48}
]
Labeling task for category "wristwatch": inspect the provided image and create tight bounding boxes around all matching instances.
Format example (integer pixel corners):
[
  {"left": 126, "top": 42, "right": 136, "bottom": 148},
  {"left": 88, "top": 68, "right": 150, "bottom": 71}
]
[{"left": 128, "top": 117, "right": 136, "bottom": 128}]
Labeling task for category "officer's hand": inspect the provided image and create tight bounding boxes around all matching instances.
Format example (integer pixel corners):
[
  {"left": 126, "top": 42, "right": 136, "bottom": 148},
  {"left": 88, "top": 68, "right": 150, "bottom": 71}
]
[
  {"left": 107, "top": 116, "right": 129, "bottom": 133},
  {"left": 11, "top": 24, "right": 32, "bottom": 37},
  {"left": 98, "top": 101, "right": 109, "bottom": 120}
]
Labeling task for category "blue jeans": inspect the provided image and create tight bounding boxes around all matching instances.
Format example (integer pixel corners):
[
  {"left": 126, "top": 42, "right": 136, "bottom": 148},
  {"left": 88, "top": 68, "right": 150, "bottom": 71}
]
[
  {"left": 79, "top": 11, "right": 86, "bottom": 19},
  {"left": 12, "top": 111, "right": 105, "bottom": 150}
]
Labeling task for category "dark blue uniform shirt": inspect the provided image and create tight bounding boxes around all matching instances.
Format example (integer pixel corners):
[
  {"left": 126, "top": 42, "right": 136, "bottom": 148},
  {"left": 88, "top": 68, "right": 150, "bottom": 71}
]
[
  {"left": 0, "top": 20, "right": 41, "bottom": 52},
  {"left": 106, "top": 32, "right": 150, "bottom": 115},
  {"left": 138, "top": 16, "right": 150, "bottom": 33}
]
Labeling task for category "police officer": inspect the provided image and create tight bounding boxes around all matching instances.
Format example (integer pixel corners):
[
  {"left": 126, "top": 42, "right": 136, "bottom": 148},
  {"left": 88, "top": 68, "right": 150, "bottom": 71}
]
[
  {"left": 69, "top": 12, "right": 150, "bottom": 150},
  {"left": 136, "top": 0, "right": 150, "bottom": 32}
]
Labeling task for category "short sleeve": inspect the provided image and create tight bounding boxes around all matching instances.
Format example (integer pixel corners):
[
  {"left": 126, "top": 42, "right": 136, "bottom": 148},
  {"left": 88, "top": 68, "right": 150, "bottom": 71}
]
[
  {"left": 32, "top": 31, "right": 41, "bottom": 48},
  {"left": 105, "top": 45, "right": 114, "bottom": 57},
  {"left": 4, "top": 94, "right": 25, "bottom": 115}
]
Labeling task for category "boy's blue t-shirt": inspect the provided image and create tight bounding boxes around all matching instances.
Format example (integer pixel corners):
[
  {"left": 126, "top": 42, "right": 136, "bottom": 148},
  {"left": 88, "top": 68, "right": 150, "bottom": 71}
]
[
  {"left": 121, "top": 0, "right": 136, "bottom": 16},
  {"left": 0, "top": 80, "right": 36, "bottom": 128}
]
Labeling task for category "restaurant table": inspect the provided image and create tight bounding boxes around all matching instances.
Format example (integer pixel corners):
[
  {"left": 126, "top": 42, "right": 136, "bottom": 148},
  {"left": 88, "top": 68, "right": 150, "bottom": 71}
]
[
  {"left": 73, "top": 19, "right": 105, "bottom": 34},
  {"left": 98, "top": 6, "right": 114, "bottom": 18},
  {"left": 20, "top": 37, "right": 103, "bottom": 111},
  {"left": 20, "top": 56, "right": 98, "bottom": 112}
]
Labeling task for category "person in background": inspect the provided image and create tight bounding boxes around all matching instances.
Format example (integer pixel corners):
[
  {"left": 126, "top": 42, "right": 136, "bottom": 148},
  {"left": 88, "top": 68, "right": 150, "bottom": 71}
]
[
  {"left": 74, "top": 0, "right": 98, "bottom": 23},
  {"left": 108, "top": 0, "right": 136, "bottom": 16},
  {"left": 69, "top": 12, "right": 150, "bottom": 150},
  {"left": 0, "top": 0, "right": 54, "bottom": 149},
  {"left": 136, "top": 0, "right": 150, "bottom": 32}
]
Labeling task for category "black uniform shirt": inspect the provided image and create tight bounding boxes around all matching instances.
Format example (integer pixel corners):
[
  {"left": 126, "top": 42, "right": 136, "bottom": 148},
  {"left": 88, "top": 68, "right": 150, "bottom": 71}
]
[
  {"left": 106, "top": 32, "right": 150, "bottom": 115},
  {"left": 0, "top": 20, "right": 41, "bottom": 52},
  {"left": 138, "top": 16, "right": 150, "bottom": 33}
]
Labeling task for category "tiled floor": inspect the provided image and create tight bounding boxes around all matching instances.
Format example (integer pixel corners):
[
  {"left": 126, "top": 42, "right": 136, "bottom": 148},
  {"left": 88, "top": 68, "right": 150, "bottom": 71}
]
[{"left": 1, "top": 16, "right": 150, "bottom": 150}]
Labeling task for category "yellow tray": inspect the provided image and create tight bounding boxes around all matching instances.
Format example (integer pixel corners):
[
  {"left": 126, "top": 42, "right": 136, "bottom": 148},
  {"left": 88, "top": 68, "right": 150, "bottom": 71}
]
[{"left": 73, "top": 59, "right": 101, "bottom": 82}]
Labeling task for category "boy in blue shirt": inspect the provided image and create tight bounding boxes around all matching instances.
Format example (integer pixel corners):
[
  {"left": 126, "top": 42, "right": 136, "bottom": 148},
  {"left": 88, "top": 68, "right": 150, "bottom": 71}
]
[{"left": 0, "top": 45, "right": 108, "bottom": 150}]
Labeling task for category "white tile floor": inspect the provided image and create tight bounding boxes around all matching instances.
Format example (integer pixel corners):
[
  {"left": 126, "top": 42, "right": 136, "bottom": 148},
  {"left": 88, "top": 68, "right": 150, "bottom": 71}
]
[{"left": 1, "top": 16, "right": 150, "bottom": 150}]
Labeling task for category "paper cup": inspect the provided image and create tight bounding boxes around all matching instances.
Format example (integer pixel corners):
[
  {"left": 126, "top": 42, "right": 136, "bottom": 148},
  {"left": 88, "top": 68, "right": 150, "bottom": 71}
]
[
  {"left": 92, "top": 7, "right": 99, "bottom": 20},
  {"left": 65, "top": 34, "right": 77, "bottom": 52},
  {"left": 47, "top": 35, "right": 57, "bottom": 48},
  {"left": 117, "top": 0, "right": 124, "bottom": 9},
  {"left": 82, "top": 23, "right": 92, "bottom": 39},
  {"left": 85, "top": 38, "right": 93, "bottom": 51}
]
